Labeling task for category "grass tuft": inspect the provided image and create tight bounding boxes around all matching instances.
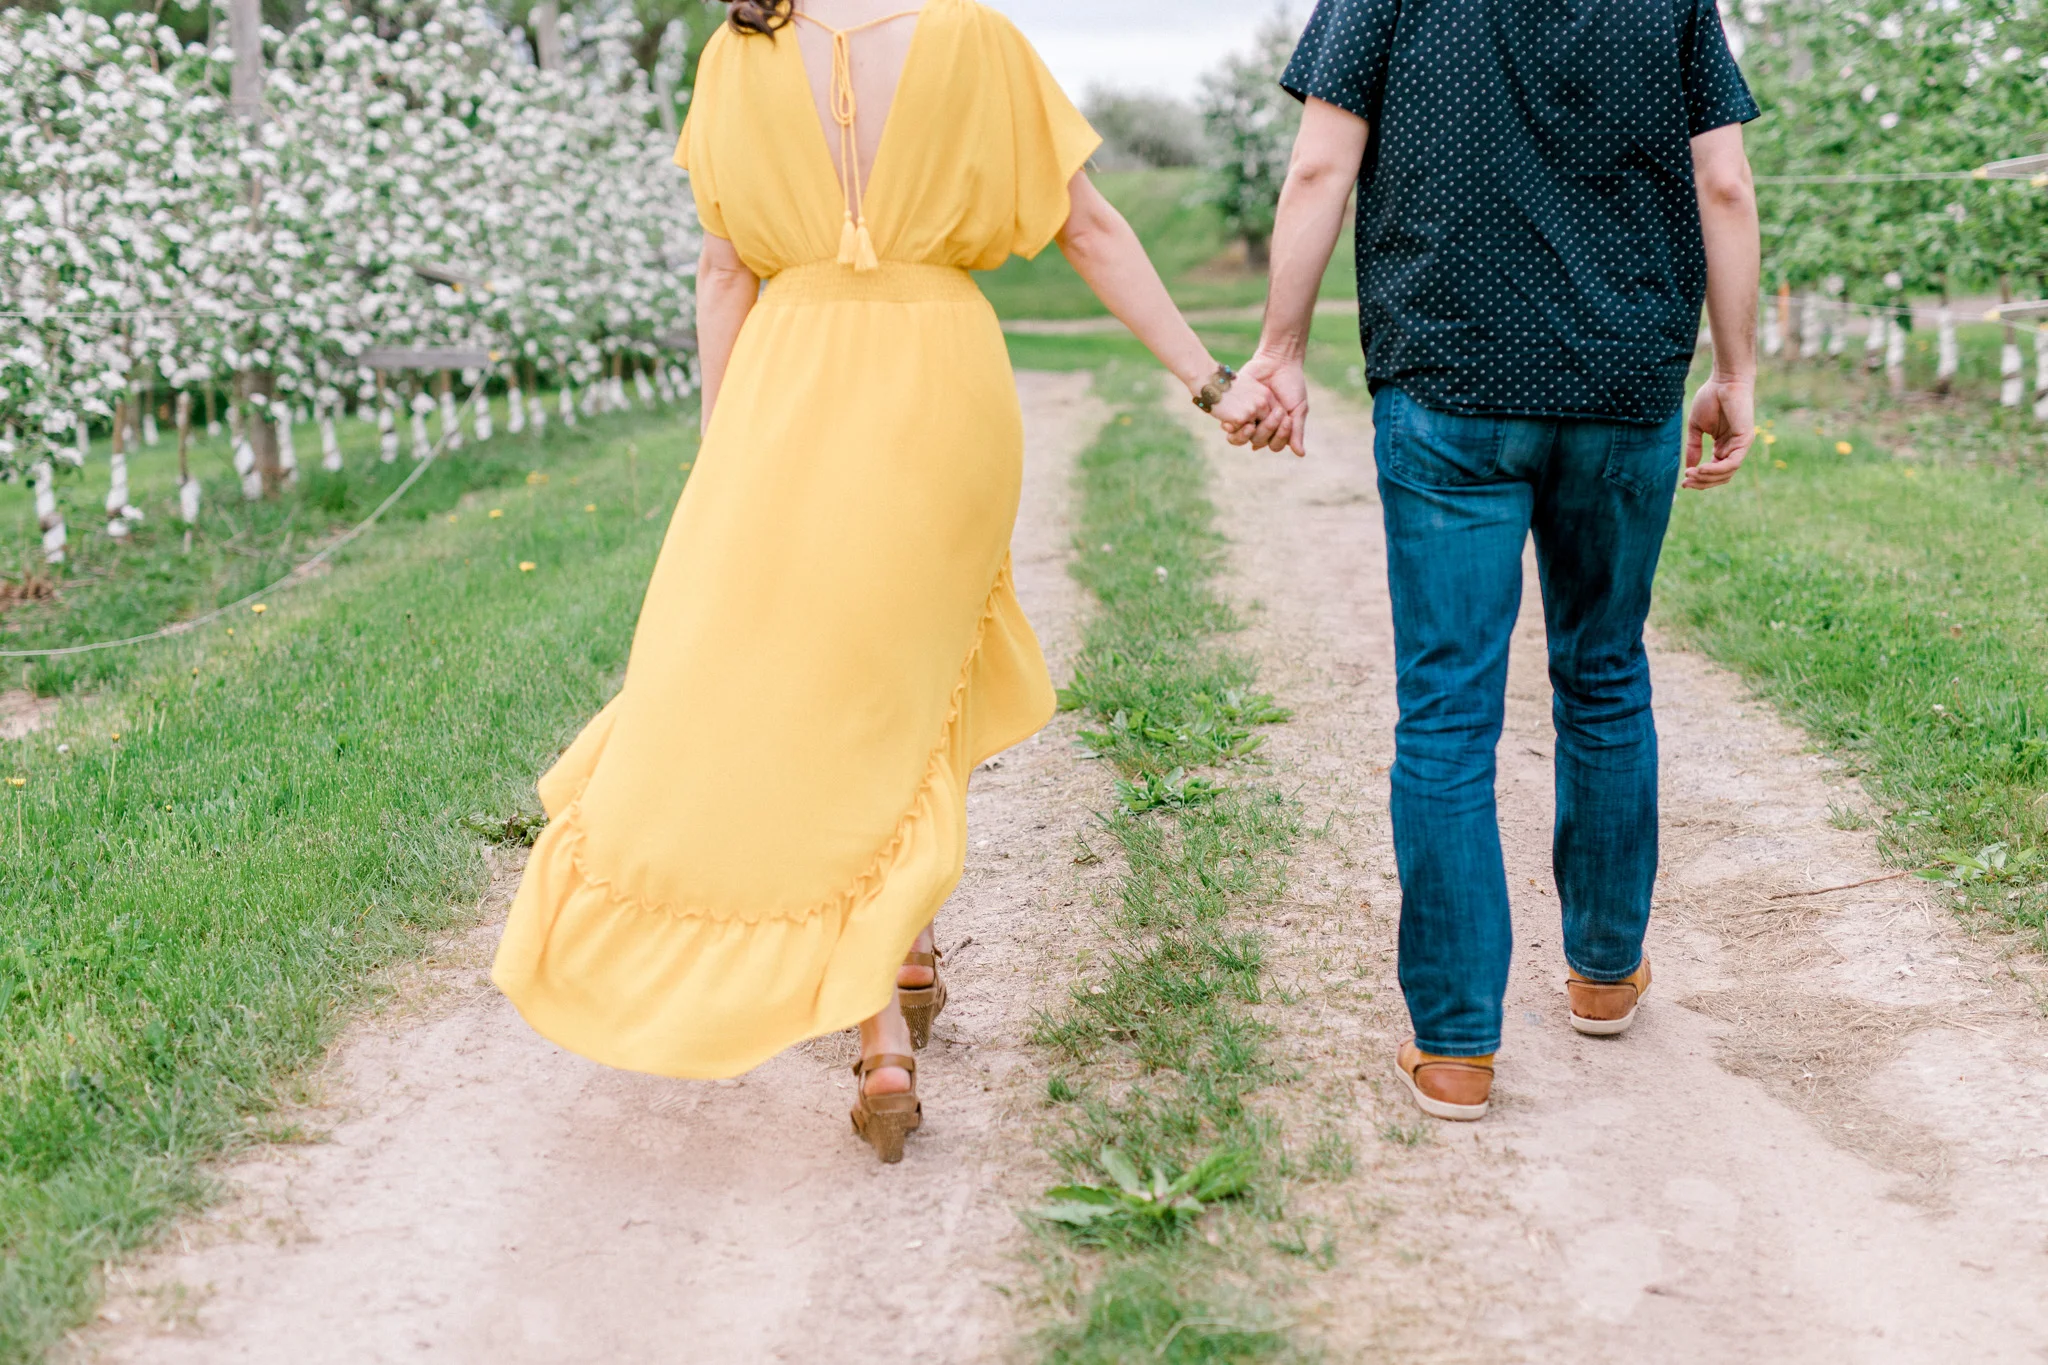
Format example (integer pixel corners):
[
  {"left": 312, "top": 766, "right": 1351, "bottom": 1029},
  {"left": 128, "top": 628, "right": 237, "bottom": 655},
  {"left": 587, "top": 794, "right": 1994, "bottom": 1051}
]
[
  {"left": 1023, "top": 365, "right": 1308, "bottom": 1362},
  {"left": 0, "top": 405, "right": 692, "bottom": 1360}
]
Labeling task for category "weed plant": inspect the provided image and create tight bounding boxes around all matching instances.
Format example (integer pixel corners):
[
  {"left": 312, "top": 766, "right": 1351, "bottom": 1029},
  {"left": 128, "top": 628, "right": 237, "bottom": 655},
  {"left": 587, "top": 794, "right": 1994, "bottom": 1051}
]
[
  {"left": 0, "top": 406, "right": 692, "bottom": 1359},
  {"left": 1028, "top": 367, "right": 1308, "bottom": 1364}
]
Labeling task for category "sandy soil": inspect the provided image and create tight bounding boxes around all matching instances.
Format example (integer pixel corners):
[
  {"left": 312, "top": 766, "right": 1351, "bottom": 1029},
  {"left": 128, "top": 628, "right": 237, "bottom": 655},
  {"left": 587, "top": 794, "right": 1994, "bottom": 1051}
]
[
  {"left": 75, "top": 371, "right": 1113, "bottom": 1365},
  {"left": 72, "top": 373, "right": 2048, "bottom": 1364},
  {"left": 1191, "top": 385, "right": 2048, "bottom": 1363},
  {"left": 0, "top": 689, "right": 55, "bottom": 741}
]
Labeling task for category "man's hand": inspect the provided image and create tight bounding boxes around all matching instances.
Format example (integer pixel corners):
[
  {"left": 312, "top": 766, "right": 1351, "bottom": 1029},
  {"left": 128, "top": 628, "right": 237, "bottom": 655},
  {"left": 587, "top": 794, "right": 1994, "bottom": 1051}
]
[
  {"left": 1233, "top": 351, "right": 1310, "bottom": 457},
  {"left": 1210, "top": 375, "right": 1280, "bottom": 438},
  {"left": 1684, "top": 375, "right": 1753, "bottom": 490}
]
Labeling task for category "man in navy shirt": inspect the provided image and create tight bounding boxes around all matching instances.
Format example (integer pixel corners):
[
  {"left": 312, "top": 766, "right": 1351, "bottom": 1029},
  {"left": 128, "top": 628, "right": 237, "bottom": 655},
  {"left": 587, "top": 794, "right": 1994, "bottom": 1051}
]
[{"left": 1233, "top": 0, "right": 1761, "bottom": 1121}]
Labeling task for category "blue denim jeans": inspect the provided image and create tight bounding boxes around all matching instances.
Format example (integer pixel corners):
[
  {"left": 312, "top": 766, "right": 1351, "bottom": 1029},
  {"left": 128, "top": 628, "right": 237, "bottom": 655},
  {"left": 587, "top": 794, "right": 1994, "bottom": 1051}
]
[{"left": 1372, "top": 387, "right": 1681, "bottom": 1058}]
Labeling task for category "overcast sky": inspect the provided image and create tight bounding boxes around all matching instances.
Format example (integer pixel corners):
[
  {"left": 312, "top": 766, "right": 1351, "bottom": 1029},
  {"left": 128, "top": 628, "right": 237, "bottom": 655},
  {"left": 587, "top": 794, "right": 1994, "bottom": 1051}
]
[{"left": 980, "top": 0, "right": 1298, "bottom": 102}]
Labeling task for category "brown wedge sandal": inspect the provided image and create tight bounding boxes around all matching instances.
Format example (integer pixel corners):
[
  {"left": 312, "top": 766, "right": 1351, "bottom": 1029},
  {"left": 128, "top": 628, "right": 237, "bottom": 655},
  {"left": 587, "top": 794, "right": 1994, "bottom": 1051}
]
[
  {"left": 899, "top": 947, "right": 948, "bottom": 1050},
  {"left": 850, "top": 1053, "right": 923, "bottom": 1164}
]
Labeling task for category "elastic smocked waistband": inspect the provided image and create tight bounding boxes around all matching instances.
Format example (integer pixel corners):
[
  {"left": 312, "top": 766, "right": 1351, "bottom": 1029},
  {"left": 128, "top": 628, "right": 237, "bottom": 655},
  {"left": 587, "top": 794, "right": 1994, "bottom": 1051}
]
[{"left": 760, "top": 260, "right": 985, "bottom": 306}]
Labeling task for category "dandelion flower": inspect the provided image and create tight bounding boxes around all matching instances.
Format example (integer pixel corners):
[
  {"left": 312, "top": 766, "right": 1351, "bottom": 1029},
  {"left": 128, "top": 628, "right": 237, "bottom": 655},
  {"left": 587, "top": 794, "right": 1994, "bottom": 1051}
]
[
  {"left": 489, "top": 509, "right": 505, "bottom": 519},
  {"left": 6, "top": 777, "right": 24, "bottom": 789},
  {"left": 1835, "top": 441, "right": 1854, "bottom": 455},
  {"left": 585, "top": 503, "right": 597, "bottom": 513},
  {"left": 527, "top": 472, "right": 549, "bottom": 485},
  {"left": 1774, "top": 460, "right": 1788, "bottom": 470},
  {"left": 447, "top": 514, "right": 458, "bottom": 524},
  {"left": 110, "top": 733, "right": 121, "bottom": 743},
  {"left": 519, "top": 562, "right": 537, "bottom": 573},
  {"left": 251, "top": 604, "right": 267, "bottom": 615},
  {"left": 1119, "top": 415, "right": 1133, "bottom": 426},
  {"left": 1761, "top": 432, "right": 1777, "bottom": 445}
]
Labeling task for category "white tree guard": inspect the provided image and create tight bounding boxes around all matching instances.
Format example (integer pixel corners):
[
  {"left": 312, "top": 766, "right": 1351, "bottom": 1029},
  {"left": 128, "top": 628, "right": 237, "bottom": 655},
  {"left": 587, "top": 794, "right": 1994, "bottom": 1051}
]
[
  {"left": 1936, "top": 308, "right": 1959, "bottom": 384},
  {"left": 229, "top": 407, "right": 262, "bottom": 500},
  {"left": 439, "top": 389, "right": 464, "bottom": 452},
  {"left": 276, "top": 413, "right": 299, "bottom": 484},
  {"left": 33, "top": 460, "right": 66, "bottom": 564},
  {"left": 1800, "top": 295, "right": 1824, "bottom": 361},
  {"left": 410, "top": 393, "right": 434, "bottom": 461},
  {"left": 508, "top": 385, "right": 526, "bottom": 435},
  {"left": 379, "top": 399, "right": 400, "bottom": 465},
  {"left": 178, "top": 475, "right": 202, "bottom": 526},
  {"left": 2033, "top": 326, "right": 2048, "bottom": 422},
  {"left": 319, "top": 406, "right": 343, "bottom": 472},
  {"left": 2002, "top": 342, "right": 2025, "bottom": 407}
]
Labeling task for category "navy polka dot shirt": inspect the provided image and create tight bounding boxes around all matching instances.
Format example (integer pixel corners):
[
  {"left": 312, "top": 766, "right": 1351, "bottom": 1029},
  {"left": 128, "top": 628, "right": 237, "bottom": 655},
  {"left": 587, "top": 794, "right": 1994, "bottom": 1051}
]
[{"left": 1283, "top": 0, "right": 1760, "bottom": 424}]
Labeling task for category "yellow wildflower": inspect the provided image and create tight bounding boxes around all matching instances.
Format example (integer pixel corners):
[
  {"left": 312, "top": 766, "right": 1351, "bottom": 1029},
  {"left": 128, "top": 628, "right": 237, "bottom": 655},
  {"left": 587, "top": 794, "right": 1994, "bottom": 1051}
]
[
  {"left": 1774, "top": 460, "right": 1788, "bottom": 470},
  {"left": 251, "top": 604, "right": 267, "bottom": 615},
  {"left": 1835, "top": 441, "right": 1854, "bottom": 455},
  {"left": 6, "top": 777, "right": 24, "bottom": 789},
  {"left": 527, "top": 471, "right": 550, "bottom": 486},
  {"left": 585, "top": 503, "right": 597, "bottom": 513},
  {"left": 519, "top": 562, "right": 537, "bottom": 573},
  {"left": 1760, "top": 432, "right": 1777, "bottom": 446},
  {"left": 489, "top": 509, "right": 505, "bottom": 519}
]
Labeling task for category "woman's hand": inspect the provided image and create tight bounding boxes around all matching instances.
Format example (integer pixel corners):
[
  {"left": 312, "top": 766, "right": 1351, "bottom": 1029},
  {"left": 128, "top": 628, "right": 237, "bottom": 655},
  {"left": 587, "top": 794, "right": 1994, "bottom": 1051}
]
[{"left": 1208, "top": 376, "right": 1287, "bottom": 449}]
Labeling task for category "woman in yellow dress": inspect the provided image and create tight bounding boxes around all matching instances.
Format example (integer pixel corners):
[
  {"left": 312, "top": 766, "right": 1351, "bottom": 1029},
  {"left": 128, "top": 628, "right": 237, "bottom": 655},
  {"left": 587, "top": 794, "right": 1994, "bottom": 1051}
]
[{"left": 491, "top": 0, "right": 1285, "bottom": 1162}]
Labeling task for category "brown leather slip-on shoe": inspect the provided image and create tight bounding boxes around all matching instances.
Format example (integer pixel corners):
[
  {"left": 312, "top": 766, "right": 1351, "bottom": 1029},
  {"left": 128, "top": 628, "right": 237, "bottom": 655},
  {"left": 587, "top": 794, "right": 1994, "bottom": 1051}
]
[
  {"left": 1567, "top": 957, "right": 1653, "bottom": 1037},
  {"left": 1395, "top": 1040, "right": 1494, "bottom": 1121}
]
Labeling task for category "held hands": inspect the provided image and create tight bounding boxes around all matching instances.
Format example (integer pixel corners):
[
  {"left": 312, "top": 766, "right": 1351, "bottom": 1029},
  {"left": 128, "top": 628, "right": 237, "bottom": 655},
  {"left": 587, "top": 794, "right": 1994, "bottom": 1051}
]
[
  {"left": 1202, "top": 351, "right": 1310, "bottom": 457},
  {"left": 1684, "top": 375, "right": 1754, "bottom": 491}
]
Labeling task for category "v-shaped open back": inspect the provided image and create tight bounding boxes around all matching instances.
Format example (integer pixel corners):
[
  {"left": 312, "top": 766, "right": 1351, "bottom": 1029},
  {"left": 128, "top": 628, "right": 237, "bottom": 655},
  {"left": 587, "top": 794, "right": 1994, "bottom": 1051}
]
[{"left": 790, "top": 7, "right": 926, "bottom": 272}]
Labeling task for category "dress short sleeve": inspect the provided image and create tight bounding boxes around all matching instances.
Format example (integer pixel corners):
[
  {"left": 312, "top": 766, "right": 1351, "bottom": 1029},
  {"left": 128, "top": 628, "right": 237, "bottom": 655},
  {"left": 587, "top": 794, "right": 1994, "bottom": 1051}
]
[
  {"left": 1681, "top": 0, "right": 1760, "bottom": 136},
  {"left": 992, "top": 15, "right": 1103, "bottom": 260},
  {"left": 674, "top": 31, "right": 729, "bottom": 240},
  {"left": 1281, "top": 0, "right": 1399, "bottom": 125}
]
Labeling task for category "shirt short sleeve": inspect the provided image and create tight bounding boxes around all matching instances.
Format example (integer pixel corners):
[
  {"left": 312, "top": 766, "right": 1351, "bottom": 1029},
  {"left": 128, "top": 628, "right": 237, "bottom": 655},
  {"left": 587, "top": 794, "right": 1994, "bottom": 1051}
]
[
  {"left": 673, "top": 30, "right": 729, "bottom": 239},
  {"left": 1280, "top": 0, "right": 1399, "bottom": 124},
  {"left": 993, "top": 14, "right": 1104, "bottom": 259},
  {"left": 1682, "top": 0, "right": 1760, "bottom": 136}
]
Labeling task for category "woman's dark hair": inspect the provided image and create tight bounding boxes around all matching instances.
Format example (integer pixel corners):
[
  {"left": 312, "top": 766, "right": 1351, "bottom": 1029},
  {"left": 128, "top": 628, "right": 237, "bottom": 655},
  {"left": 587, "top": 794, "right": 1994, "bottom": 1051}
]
[{"left": 722, "top": 0, "right": 794, "bottom": 34}]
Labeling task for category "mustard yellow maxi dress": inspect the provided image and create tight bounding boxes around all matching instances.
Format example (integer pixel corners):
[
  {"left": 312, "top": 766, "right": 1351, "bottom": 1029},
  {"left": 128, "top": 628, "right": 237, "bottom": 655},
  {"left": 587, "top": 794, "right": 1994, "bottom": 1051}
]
[{"left": 491, "top": 0, "right": 1101, "bottom": 1080}]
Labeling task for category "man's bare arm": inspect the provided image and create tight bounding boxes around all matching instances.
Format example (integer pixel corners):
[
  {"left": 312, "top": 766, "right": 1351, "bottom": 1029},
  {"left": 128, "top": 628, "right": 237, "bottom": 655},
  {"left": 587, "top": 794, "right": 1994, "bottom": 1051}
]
[
  {"left": 1241, "top": 98, "right": 1371, "bottom": 456},
  {"left": 1686, "top": 122, "right": 1760, "bottom": 490}
]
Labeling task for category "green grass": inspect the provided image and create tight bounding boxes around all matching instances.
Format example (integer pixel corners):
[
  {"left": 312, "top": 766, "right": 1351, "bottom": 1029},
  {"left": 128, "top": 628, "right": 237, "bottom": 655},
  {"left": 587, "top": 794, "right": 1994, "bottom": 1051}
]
[
  {"left": 0, "top": 394, "right": 596, "bottom": 692},
  {"left": 1656, "top": 391, "right": 2048, "bottom": 941},
  {"left": 980, "top": 169, "right": 1355, "bottom": 322},
  {"left": 0, "top": 406, "right": 692, "bottom": 1361},
  {"left": 1024, "top": 363, "right": 1314, "bottom": 1364}
]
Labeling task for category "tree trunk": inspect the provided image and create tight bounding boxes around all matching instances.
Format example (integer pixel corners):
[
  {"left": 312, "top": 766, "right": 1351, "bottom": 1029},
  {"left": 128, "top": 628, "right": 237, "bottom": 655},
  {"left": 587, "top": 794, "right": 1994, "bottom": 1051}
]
[
  {"left": 534, "top": 1, "right": 563, "bottom": 71},
  {"left": 229, "top": 0, "right": 264, "bottom": 126}
]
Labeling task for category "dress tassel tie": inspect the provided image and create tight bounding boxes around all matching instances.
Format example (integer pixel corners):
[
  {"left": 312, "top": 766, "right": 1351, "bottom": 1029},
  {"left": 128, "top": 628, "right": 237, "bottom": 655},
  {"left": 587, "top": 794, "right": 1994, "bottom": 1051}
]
[{"left": 797, "top": 9, "right": 923, "bottom": 275}]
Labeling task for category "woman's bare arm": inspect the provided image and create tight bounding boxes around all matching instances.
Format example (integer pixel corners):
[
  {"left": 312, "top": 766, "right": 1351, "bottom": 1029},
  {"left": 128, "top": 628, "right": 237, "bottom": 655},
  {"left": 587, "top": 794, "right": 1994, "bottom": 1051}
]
[
  {"left": 1056, "top": 172, "right": 1277, "bottom": 436},
  {"left": 695, "top": 232, "right": 760, "bottom": 435}
]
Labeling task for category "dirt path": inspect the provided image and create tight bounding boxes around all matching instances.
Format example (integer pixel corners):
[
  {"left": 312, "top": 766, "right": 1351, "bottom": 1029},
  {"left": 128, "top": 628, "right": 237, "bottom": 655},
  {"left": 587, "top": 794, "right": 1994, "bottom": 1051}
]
[
  {"left": 78, "top": 371, "right": 1113, "bottom": 1365},
  {"left": 1193, "top": 385, "right": 2048, "bottom": 1362},
  {"left": 76, "top": 373, "right": 2048, "bottom": 1364}
]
